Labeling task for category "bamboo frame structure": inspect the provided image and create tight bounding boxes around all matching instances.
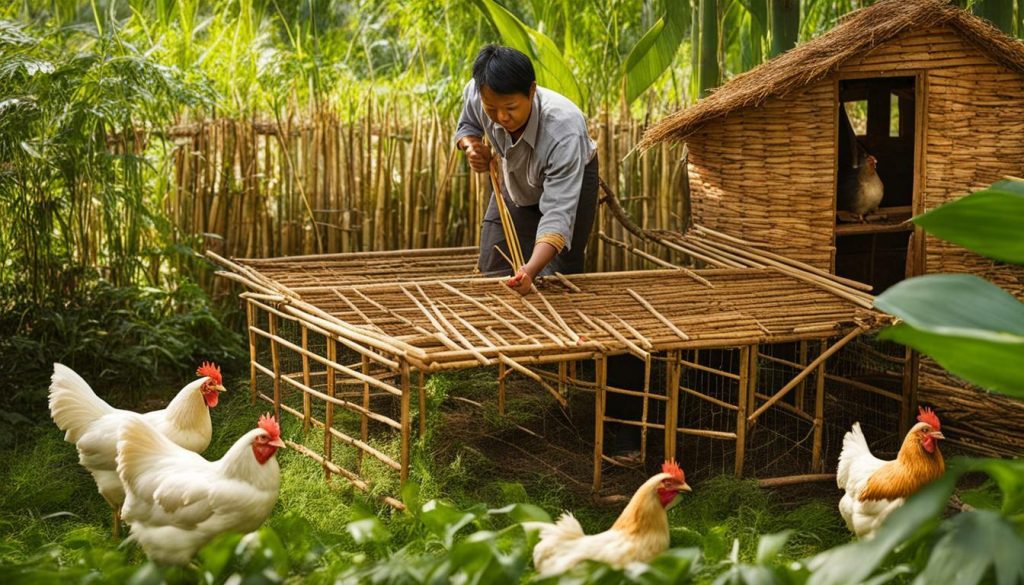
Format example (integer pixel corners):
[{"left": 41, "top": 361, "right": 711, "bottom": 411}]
[{"left": 209, "top": 225, "right": 906, "bottom": 503}]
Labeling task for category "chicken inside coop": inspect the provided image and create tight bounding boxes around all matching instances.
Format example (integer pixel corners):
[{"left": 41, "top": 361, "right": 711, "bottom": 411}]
[{"left": 834, "top": 76, "right": 917, "bottom": 294}]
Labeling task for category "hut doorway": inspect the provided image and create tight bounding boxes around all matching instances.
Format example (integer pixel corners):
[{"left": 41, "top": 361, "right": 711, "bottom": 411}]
[{"left": 834, "top": 76, "right": 917, "bottom": 293}]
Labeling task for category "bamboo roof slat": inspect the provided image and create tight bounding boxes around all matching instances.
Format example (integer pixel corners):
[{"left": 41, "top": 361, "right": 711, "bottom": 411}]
[{"left": 211, "top": 241, "right": 886, "bottom": 370}]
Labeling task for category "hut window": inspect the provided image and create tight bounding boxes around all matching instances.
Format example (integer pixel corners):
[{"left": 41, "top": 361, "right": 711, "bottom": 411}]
[
  {"left": 889, "top": 93, "right": 900, "bottom": 138},
  {"left": 843, "top": 100, "right": 868, "bottom": 136}
]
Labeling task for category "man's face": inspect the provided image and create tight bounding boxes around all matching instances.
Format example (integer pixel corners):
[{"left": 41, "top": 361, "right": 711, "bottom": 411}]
[{"left": 480, "top": 82, "right": 535, "bottom": 135}]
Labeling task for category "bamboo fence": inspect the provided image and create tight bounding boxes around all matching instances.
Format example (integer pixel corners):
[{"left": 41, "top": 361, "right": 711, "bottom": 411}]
[{"left": 167, "top": 106, "right": 688, "bottom": 274}]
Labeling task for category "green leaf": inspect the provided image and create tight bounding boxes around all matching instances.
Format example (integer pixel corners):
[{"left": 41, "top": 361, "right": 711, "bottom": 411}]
[
  {"left": 912, "top": 179, "right": 1024, "bottom": 264},
  {"left": 874, "top": 274, "right": 1024, "bottom": 396},
  {"left": 346, "top": 517, "right": 391, "bottom": 545},
  {"left": 912, "top": 510, "right": 1024, "bottom": 585},
  {"left": 806, "top": 473, "right": 957, "bottom": 585},
  {"left": 622, "top": 4, "right": 690, "bottom": 106},
  {"left": 474, "top": 0, "right": 583, "bottom": 106},
  {"left": 755, "top": 530, "right": 792, "bottom": 564},
  {"left": 420, "top": 500, "right": 481, "bottom": 549},
  {"left": 488, "top": 502, "right": 552, "bottom": 523}
]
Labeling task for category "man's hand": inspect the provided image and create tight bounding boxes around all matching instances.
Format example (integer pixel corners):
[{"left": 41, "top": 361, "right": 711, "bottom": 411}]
[
  {"left": 459, "top": 136, "right": 492, "bottom": 173},
  {"left": 505, "top": 268, "right": 533, "bottom": 296}
]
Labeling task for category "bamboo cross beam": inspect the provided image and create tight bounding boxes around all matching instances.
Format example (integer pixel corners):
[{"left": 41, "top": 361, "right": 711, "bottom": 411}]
[{"left": 747, "top": 326, "right": 867, "bottom": 422}]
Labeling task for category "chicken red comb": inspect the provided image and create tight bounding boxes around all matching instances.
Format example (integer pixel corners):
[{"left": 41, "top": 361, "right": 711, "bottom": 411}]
[
  {"left": 662, "top": 459, "right": 685, "bottom": 483},
  {"left": 917, "top": 406, "right": 940, "bottom": 430},
  {"left": 258, "top": 413, "right": 281, "bottom": 440},
  {"left": 196, "top": 362, "right": 222, "bottom": 386}
]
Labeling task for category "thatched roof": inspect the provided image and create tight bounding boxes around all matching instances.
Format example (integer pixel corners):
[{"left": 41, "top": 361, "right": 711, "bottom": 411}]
[{"left": 640, "top": 0, "right": 1024, "bottom": 149}]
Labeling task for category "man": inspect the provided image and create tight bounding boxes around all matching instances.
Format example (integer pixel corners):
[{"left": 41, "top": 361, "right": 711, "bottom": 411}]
[{"left": 454, "top": 44, "right": 598, "bottom": 295}]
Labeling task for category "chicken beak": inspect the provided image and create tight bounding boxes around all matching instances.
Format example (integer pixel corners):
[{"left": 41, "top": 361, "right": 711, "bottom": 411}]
[
  {"left": 269, "top": 438, "right": 286, "bottom": 448},
  {"left": 678, "top": 482, "right": 692, "bottom": 493},
  {"left": 929, "top": 431, "right": 945, "bottom": 440},
  {"left": 213, "top": 384, "right": 226, "bottom": 393}
]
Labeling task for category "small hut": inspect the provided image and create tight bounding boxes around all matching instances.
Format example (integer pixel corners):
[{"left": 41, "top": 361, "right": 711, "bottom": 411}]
[{"left": 641, "top": 0, "right": 1024, "bottom": 456}]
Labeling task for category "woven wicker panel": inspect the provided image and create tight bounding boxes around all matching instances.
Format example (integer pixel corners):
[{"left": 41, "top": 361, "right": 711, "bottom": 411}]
[
  {"left": 918, "top": 357, "right": 1024, "bottom": 458},
  {"left": 835, "top": 26, "right": 1024, "bottom": 296},
  {"left": 685, "top": 82, "right": 835, "bottom": 270}
]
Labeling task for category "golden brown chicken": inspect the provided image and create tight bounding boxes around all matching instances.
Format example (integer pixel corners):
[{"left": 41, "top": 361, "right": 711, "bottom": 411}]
[
  {"left": 524, "top": 460, "right": 691, "bottom": 576},
  {"left": 837, "top": 407, "right": 945, "bottom": 538}
]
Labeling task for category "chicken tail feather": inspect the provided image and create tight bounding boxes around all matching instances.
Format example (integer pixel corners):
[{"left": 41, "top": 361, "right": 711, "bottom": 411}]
[
  {"left": 49, "top": 363, "right": 114, "bottom": 443},
  {"left": 837, "top": 422, "right": 872, "bottom": 489}
]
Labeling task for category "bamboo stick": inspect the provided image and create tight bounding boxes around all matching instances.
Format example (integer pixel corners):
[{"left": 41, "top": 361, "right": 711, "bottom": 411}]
[
  {"left": 498, "top": 355, "right": 567, "bottom": 408},
  {"left": 748, "top": 327, "right": 867, "bottom": 422}
]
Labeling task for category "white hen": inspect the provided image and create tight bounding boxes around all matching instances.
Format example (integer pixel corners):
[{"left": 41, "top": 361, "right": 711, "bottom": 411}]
[
  {"left": 48, "top": 362, "right": 225, "bottom": 529},
  {"left": 116, "top": 413, "right": 284, "bottom": 565},
  {"left": 837, "top": 408, "right": 945, "bottom": 539}
]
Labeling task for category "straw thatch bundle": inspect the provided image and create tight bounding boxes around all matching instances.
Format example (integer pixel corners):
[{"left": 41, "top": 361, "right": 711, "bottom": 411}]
[{"left": 639, "top": 0, "right": 1024, "bottom": 148}]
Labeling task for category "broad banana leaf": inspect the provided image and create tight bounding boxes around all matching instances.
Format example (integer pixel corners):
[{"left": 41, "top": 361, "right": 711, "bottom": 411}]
[
  {"left": 622, "top": 2, "right": 689, "bottom": 106},
  {"left": 474, "top": 0, "right": 583, "bottom": 107}
]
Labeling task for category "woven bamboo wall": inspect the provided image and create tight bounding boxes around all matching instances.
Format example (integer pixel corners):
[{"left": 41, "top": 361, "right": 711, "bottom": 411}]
[
  {"left": 684, "top": 83, "right": 836, "bottom": 270},
  {"left": 836, "top": 25, "right": 1024, "bottom": 297}
]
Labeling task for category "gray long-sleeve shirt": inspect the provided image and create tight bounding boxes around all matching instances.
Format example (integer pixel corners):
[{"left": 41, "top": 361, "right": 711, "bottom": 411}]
[{"left": 454, "top": 81, "right": 596, "bottom": 250}]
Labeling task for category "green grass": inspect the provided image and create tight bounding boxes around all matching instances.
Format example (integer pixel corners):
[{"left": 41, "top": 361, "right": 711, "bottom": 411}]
[{"left": 0, "top": 367, "right": 853, "bottom": 583}]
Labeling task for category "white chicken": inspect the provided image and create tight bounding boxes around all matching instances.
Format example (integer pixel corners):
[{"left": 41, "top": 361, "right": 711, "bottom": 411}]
[
  {"left": 116, "top": 413, "right": 285, "bottom": 565},
  {"left": 837, "top": 407, "right": 945, "bottom": 539},
  {"left": 48, "top": 362, "right": 226, "bottom": 533},
  {"left": 525, "top": 460, "right": 691, "bottom": 576}
]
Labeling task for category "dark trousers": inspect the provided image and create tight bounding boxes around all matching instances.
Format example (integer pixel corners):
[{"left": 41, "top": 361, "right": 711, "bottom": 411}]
[{"left": 478, "top": 157, "right": 599, "bottom": 276}]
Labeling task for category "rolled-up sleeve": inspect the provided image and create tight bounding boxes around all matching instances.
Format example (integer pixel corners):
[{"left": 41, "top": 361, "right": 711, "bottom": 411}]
[
  {"left": 536, "top": 136, "right": 588, "bottom": 252},
  {"left": 454, "top": 81, "right": 484, "bottom": 146}
]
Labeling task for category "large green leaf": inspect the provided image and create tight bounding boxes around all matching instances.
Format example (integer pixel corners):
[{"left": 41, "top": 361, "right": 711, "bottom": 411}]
[
  {"left": 623, "top": 3, "right": 689, "bottom": 105},
  {"left": 912, "top": 179, "right": 1024, "bottom": 264},
  {"left": 874, "top": 274, "right": 1024, "bottom": 396},
  {"left": 474, "top": 0, "right": 583, "bottom": 107},
  {"left": 912, "top": 510, "right": 1024, "bottom": 585}
]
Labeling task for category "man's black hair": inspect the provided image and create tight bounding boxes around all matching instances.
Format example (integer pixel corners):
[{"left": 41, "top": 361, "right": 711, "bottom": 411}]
[{"left": 472, "top": 44, "right": 536, "bottom": 96}]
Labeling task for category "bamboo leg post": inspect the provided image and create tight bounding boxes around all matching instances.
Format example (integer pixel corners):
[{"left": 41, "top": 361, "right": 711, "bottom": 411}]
[
  {"left": 300, "top": 324, "right": 312, "bottom": 434},
  {"left": 497, "top": 362, "right": 506, "bottom": 417},
  {"left": 640, "top": 355, "right": 651, "bottom": 463},
  {"left": 665, "top": 351, "right": 681, "bottom": 462},
  {"left": 812, "top": 340, "right": 827, "bottom": 473},
  {"left": 569, "top": 360, "right": 577, "bottom": 383},
  {"left": 735, "top": 347, "right": 750, "bottom": 477},
  {"left": 324, "top": 337, "right": 337, "bottom": 480},
  {"left": 795, "top": 341, "right": 808, "bottom": 413},
  {"left": 593, "top": 356, "right": 607, "bottom": 496},
  {"left": 399, "top": 360, "right": 412, "bottom": 484},
  {"left": 358, "top": 354, "right": 370, "bottom": 471},
  {"left": 247, "top": 300, "right": 258, "bottom": 405},
  {"left": 747, "top": 345, "right": 759, "bottom": 429},
  {"left": 268, "top": 312, "right": 281, "bottom": 421},
  {"left": 417, "top": 370, "right": 427, "bottom": 437}
]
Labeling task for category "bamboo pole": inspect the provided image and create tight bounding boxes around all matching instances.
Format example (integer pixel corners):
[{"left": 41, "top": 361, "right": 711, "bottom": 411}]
[
  {"left": 268, "top": 312, "right": 282, "bottom": 422},
  {"left": 301, "top": 324, "right": 312, "bottom": 433},
  {"left": 399, "top": 360, "right": 412, "bottom": 484},
  {"left": 247, "top": 299, "right": 258, "bottom": 405},
  {"left": 748, "top": 327, "right": 866, "bottom": 423},
  {"left": 665, "top": 351, "right": 681, "bottom": 461},
  {"left": 736, "top": 347, "right": 750, "bottom": 477},
  {"left": 324, "top": 337, "right": 336, "bottom": 480},
  {"left": 811, "top": 340, "right": 827, "bottom": 473},
  {"left": 593, "top": 356, "right": 607, "bottom": 496},
  {"left": 359, "top": 354, "right": 370, "bottom": 471}
]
